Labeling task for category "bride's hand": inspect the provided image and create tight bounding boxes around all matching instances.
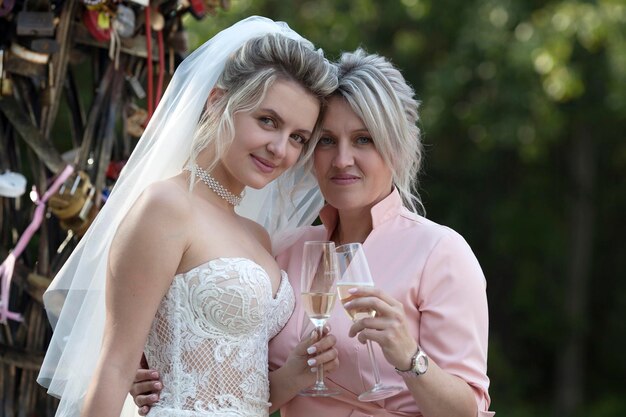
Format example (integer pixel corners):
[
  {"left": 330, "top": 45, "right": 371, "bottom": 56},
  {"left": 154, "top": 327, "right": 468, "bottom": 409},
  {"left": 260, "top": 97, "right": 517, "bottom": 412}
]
[{"left": 284, "top": 326, "right": 339, "bottom": 388}]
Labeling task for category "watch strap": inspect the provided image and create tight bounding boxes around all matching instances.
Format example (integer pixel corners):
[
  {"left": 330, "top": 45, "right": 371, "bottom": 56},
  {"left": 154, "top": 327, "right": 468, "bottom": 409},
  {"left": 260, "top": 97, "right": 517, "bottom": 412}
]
[{"left": 394, "top": 346, "right": 428, "bottom": 378}]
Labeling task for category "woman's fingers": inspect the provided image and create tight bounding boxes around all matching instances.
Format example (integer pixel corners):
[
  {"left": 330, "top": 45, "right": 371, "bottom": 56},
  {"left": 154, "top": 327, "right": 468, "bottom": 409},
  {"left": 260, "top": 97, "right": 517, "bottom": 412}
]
[
  {"left": 133, "top": 369, "right": 160, "bottom": 383},
  {"left": 134, "top": 391, "right": 160, "bottom": 406},
  {"left": 130, "top": 379, "right": 162, "bottom": 397},
  {"left": 344, "top": 286, "right": 401, "bottom": 307},
  {"left": 309, "top": 347, "right": 340, "bottom": 373},
  {"left": 343, "top": 295, "right": 395, "bottom": 319}
]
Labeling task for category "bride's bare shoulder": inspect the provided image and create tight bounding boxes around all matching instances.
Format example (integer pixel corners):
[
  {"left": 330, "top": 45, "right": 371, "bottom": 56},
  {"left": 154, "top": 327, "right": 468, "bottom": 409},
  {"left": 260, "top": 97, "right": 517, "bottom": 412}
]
[{"left": 128, "top": 175, "right": 192, "bottom": 221}]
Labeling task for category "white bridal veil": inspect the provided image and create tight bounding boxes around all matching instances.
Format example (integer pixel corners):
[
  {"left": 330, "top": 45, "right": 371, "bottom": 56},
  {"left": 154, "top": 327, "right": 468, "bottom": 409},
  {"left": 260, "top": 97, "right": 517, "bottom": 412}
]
[{"left": 37, "top": 16, "right": 323, "bottom": 416}]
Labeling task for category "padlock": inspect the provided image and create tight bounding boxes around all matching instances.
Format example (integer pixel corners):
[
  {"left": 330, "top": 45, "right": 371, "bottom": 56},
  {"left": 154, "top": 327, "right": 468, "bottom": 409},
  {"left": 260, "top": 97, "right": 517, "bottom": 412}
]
[
  {"left": 125, "top": 74, "right": 146, "bottom": 99},
  {"left": 48, "top": 171, "right": 94, "bottom": 220},
  {"left": 187, "top": 0, "right": 206, "bottom": 20},
  {"left": 83, "top": 8, "right": 111, "bottom": 42},
  {"left": 60, "top": 201, "right": 98, "bottom": 237},
  {"left": 0, "top": 170, "right": 27, "bottom": 197},
  {"left": 112, "top": 4, "right": 135, "bottom": 38},
  {"left": 150, "top": 8, "right": 165, "bottom": 31},
  {"left": 30, "top": 38, "right": 60, "bottom": 54},
  {"left": 125, "top": 104, "right": 148, "bottom": 137},
  {"left": 0, "top": 75, "right": 13, "bottom": 96},
  {"left": 16, "top": 0, "right": 56, "bottom": 37},
  {"left": 77, "top": 186, "right": 95, "bottom": 221}
]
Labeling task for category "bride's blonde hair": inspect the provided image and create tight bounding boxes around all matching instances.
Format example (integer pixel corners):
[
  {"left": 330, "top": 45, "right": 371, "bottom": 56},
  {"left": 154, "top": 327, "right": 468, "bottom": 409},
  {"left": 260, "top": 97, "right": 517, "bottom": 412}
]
[{"left": 189, "top": 33, "right": 338, "bottom": 177}]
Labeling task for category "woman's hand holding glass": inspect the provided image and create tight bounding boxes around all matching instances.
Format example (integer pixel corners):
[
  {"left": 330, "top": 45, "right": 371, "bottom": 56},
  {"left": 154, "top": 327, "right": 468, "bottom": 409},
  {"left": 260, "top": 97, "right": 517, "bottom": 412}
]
[
  {"left": 344, "top": 286, "right": 419, "bottom": 373},
  {"left": 299, "top": 241, "right": 341, "bottom": 397},
  {"left": 282, "top": 326, "right": 339, "bottom": 388},
  {"left": 336, "top": 243, "right": 405, "bottom": 402}
]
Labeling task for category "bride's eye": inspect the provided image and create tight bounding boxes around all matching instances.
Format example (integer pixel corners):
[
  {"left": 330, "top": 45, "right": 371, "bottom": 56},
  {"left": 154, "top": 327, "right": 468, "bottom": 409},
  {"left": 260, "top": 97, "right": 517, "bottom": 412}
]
[
  {"left": 290, "top": 133, "right": 308, "bottom": 145},
  {"left": 259, "top": 117, "right": 276, "bottom": 127}
]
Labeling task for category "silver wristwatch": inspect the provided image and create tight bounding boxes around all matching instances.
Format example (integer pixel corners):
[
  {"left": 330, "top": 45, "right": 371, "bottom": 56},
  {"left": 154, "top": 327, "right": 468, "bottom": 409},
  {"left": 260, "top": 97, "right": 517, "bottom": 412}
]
[{"left": 394, "top": 346, "right": 428, "bottom": 378}]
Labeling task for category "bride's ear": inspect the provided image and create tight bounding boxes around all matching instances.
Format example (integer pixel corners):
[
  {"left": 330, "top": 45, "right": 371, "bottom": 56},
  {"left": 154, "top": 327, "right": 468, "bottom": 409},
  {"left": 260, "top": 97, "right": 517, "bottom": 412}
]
[{"left": 205, "top": 87, "right": 226, "bottom": 110}]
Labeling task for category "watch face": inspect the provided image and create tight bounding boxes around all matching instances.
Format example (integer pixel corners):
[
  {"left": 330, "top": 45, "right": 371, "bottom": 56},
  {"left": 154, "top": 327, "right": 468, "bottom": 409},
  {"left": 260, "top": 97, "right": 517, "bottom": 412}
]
[{"left": 415, "top": 354, "right": 428, "bottom": 374}]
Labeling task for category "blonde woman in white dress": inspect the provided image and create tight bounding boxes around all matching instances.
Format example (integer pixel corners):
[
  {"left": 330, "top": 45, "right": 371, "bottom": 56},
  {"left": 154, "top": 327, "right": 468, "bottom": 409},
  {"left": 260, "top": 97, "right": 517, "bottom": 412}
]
[{"left": 36, "top": 16, "right": 337, "bottom": 417}]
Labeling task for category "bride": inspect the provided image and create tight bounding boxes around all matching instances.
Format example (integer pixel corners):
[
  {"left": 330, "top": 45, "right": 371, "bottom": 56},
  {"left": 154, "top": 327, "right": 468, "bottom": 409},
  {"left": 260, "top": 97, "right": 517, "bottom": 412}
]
[{"left": 36, "top": 16, "right": 337, "bottom": 417}]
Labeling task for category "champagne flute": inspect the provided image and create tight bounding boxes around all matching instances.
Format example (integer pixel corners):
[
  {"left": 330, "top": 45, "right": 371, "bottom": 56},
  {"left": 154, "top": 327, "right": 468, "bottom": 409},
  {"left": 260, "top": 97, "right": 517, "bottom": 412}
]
[
  {"left": 299, "top": 241, "right": 340, "bottom": 397},
  {"left": 336, "top": 243, "right": 404, "bottom": 402}
]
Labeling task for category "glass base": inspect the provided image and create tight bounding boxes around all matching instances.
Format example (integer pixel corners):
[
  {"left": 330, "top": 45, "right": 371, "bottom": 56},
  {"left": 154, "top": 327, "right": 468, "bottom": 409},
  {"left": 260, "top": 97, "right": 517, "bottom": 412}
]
[
  {"left": 358, "top": 384, "right": 404, "bottom": 402},
  {"left": 299, "top": 383, "right": 340, "bottom": 397}
]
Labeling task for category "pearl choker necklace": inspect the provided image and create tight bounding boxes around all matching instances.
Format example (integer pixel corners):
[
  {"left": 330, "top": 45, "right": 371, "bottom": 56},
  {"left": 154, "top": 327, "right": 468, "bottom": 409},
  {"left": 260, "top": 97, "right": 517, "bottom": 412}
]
[{"left": 191, "top": 164, "right": 244, "bottom": 206}]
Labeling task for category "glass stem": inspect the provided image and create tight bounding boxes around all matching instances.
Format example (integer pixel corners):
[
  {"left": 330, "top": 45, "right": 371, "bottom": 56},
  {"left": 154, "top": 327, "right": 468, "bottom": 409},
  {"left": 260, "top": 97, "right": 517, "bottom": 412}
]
[
  {"left": 315, "top": 325, "right": 325, "bottom": 385},
  {"left": 366, "top": 340, "right": 382, "bottom": 385}
]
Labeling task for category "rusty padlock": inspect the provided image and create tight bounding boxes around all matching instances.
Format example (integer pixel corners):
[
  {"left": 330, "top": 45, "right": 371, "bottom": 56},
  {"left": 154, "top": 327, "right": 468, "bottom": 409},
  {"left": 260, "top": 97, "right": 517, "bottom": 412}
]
[
  {"left": 59, "top": 199, "right": 98, "bottom": 237},
  {"left": 16, "top": 0, "right": 56, "bottom": 37},
  {"left": 125, "top": 104, "right": 148, "bottom": 137}
]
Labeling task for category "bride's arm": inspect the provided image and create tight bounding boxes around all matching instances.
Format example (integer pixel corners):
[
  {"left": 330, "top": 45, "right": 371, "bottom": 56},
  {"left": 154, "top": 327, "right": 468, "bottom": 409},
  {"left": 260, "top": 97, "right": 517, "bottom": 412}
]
[{"left": 81, "top": 183, "right": 190, "bottom": 417}]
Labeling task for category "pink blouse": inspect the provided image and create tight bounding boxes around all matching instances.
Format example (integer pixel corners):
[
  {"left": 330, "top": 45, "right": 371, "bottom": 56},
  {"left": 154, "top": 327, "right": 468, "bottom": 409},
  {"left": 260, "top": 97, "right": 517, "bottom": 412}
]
[{"left": 269, "top": 189, "right": 494, "bottom": 416}]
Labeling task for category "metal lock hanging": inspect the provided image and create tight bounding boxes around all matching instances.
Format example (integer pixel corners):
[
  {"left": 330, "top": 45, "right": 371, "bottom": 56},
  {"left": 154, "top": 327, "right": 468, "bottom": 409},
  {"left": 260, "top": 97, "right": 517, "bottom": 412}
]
[
  {"left": 30, "top": 38, "right": 60, "bottom": 54},
  {"left": 16, "top": 0, "right": 56, "bottom": 37},
  {"left": 112, "top": 4, "right": 135, "bottom": 38},
  {"left": 59, "top": 197, "right": 98, "bottom": 236},
  {"left": 48, "top": 171, "right": 95, "bottom": 220},
  {"left": 124, "top": 104, "right": 148, "bottom": 137}
]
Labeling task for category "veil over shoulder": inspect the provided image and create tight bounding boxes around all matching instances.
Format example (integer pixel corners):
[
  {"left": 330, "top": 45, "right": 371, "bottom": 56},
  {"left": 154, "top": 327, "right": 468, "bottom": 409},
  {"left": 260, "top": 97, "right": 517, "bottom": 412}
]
[{"left": 37, "top": 16, "right": 322, "bottom": 416}]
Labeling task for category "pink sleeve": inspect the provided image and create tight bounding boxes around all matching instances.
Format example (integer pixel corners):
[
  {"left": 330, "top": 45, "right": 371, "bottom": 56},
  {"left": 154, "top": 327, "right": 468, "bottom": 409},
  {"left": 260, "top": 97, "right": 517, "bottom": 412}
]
[{"left": 417, "top": 230, "right": 493, "bottom": 413}]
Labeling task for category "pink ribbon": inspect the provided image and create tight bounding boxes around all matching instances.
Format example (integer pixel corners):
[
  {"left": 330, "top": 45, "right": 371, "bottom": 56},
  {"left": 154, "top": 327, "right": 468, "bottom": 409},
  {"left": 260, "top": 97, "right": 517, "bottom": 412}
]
[{"left": 0, "top": 165, "right": 74, "bottom": 323}]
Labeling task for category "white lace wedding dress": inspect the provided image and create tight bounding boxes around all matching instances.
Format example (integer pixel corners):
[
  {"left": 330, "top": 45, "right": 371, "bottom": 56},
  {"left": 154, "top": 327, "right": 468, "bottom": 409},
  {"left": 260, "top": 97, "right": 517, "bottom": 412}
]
[{"left": 143, "top": 257, "right": 295, "bottom": 417}]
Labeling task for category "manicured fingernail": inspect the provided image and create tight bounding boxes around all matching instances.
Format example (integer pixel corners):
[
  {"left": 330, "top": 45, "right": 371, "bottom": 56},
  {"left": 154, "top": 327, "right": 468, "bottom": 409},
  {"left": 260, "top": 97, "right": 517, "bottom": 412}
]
[
  {"left": 343, "top": 301, "right": 352, "bottom": 309},
  {"left": 151, "top": 371, "right": 159, "bottom": 378},
  {"left": 310, "top": 330, "right": 317, "bottom": 339},
  {"left": 348, "top": 288, "right": 357, "bottom": 294},
  {"left": 307, "top": 358, "right": 317, "bottom": 366},
  {"left": 310, "top": 367, "right": 317, "bottom": 372},
  {"left": 307, "top": 346, "right": 317, "bottom": 355},
  {"left": 154, "top": 382, "right": 162, "bottom": 389},
  {"left": 149, "top": 394, "right": 158, "bottom": 401}
]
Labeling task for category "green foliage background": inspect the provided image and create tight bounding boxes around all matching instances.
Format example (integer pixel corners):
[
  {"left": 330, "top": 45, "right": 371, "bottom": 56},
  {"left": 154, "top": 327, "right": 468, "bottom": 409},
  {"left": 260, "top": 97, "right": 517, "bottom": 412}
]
[{"left": 185, "top": 1, "right": 626, "bottom": 416}]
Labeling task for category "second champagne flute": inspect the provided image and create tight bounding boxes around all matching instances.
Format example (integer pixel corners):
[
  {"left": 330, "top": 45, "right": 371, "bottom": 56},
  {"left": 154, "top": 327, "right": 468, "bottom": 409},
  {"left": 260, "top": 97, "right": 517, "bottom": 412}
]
[
  {"left": 299, "top": 241, "right": 340, "bottom": 397},
  {"left": 336, "top": 243, "right": 404, "bottom": 402}
]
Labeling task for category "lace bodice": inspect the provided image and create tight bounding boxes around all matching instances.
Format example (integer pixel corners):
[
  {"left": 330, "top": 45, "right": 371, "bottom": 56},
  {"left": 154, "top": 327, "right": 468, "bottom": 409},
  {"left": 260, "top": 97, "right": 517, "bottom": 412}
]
[{"left": 144, "top": 257, "right": 295, "bottom": 417}]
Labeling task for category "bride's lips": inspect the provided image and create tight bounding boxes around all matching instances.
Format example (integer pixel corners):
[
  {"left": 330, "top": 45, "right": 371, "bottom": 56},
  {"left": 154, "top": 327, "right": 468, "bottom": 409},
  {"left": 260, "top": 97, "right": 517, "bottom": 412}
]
[
  {"left": 251, "top": 155, "right": 277, "bottom": 174},
  {"left": 331, "top": 173, "right": 360, "bottom": 185}
]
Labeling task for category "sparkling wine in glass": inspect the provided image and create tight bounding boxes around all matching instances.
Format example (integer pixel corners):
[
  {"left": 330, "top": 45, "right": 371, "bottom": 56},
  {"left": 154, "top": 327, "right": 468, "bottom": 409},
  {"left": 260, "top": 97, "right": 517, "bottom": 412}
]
[
  {"left": 336, "top": 243, "right": 404, "bottom": 402},
  {"left": 299, "top": 241, "right": 340, "bottom": 397}
]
